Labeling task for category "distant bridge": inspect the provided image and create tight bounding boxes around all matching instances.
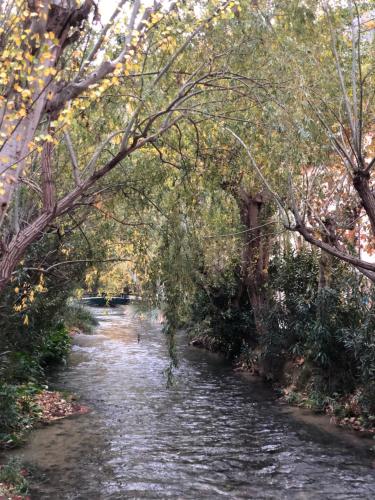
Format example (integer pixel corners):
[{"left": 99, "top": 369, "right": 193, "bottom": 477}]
[{"left": 80, "top": 293, "right": 135, "bottom": 307}]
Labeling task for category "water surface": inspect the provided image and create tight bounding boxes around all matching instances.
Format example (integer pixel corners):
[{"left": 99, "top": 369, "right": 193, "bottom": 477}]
[{"left": 13, "top": 306, "right": 375, "bottom": 499}]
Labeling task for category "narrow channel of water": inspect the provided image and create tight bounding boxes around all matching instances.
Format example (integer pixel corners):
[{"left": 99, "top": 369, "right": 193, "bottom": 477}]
[{"left": 13, "top": 306, "right": 375, "bottom": 499}]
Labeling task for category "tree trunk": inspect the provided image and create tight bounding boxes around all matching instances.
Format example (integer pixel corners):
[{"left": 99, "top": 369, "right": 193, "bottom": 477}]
[
  {"left": 0, "top": 212, "right": 55, "bottom": 290},
  {"left": 353, "top": 171, "right": 375, "bottom": 236},
  {"left": 236, "top": 188, "right": 270, "bottom": 335},
  {"left": 0, "top": 0, "right": 94, "bottom": 219},
  {"left": 318, "top": 218, "right": 337, "bottom": 291}
]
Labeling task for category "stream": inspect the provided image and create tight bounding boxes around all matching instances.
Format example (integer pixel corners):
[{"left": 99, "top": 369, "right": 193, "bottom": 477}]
[{"left": 12, "top": 305, "right": 375, "bottom": 499}]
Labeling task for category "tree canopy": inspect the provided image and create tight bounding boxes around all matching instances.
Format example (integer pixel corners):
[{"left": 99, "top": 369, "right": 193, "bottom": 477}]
[{"left": 0, "top": 0, "right": 374, "bottom": 309}]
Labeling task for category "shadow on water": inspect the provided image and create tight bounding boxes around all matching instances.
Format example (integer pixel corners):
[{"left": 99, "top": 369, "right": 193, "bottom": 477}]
[{"left": 8, "top": 305, "right": 375, "bottom": 499}]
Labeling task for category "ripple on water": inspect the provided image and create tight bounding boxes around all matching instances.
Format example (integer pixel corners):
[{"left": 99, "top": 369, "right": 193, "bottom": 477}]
[{"left": 8, "top": 305, "right": 375, "bottom": 500}]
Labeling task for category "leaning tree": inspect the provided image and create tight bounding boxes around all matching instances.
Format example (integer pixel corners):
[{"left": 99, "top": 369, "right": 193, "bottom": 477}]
[{"left": 0, "top": 0, "right": 238, "bottom": 292}]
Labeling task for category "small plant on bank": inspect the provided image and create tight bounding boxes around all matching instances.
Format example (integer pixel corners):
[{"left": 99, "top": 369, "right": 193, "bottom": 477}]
[
  {"left": 0, "top": 383, "right": 42, "bottom": 448},
  {"left": 0, "top": 458, "right": 30, "bottom": 498},
  {"left": 62, "top": 303, "right": 98, "bottom": 334},
  {"left": 39, "top": 324, "right": 72, "bottom": 366}
]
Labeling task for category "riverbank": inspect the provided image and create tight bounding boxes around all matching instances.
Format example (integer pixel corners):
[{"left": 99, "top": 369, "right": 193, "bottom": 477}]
[
  {"left": 1, "top": 304, "right": 96, "bottom": 442},
  {"left": 0, "top": 390, "right": 89, "bottom": 499},
  {"left": 0, "top": 385, "right": 89, "bottom": 451},
  {"left": 190, "top": 336, "right": 375, "bottom": 442},
  {"left": 0, "top": 458, "right": 30, "bottom": 499},
  {"left": 0, "top": 328, "right": 91, "bottom": 450},
  {"left": 0, "top": 383, "right": 91, "bottom": 499},
  {"left": 0, "top": 307, "right": 97, "bottom": 498}
]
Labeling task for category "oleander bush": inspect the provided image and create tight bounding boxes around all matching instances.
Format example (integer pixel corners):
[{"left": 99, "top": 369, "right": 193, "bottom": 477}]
[{"left": 189, "top": 249, "right": 375, "bottom": 417}]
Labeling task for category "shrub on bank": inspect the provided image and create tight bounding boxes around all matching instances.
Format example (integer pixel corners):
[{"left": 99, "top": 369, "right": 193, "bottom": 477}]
[
  {"left": 265, "top": 251, "right": 375, "bottom": 416},
  {"left": 39, "top": 324, "right": 72, "bottom": 366},
  {"left": 62, "top": 303, "right": 98, "bottom": 334},
  {"left": 0, "top": 383, "right": 41, "bottom": 447},
  {"left": 188, "top": 249, "right": 375, "bottom": 426},
  {"left": 0, "top": 320, "right": 78, "bottom": 445},
  {"left": 188, "top": 271, "right": 256, "bottom": 358},
  {"left": 1, "top": 324, "right": 72, "bottom": 386}
]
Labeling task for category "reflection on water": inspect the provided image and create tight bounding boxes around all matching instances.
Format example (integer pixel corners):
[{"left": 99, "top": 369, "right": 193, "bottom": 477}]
[{"left": 11, "top": 306, "right": 375, "bottom": 499}]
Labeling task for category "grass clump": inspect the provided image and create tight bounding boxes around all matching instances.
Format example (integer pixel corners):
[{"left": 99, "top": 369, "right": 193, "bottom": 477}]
[
  {"left": 0, "top": 458, "right": 30, "bottom": 498},
  {"left": 62, "top": 303, "right": 98, "bottom": 334}
]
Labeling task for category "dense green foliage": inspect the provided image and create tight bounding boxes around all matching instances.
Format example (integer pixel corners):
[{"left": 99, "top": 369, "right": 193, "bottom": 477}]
[
  {"left": 0, "top": 234, "right": 97, "bottom": 444},
  {"left": 187, "top": 249, "right": 375, "bottom": 421},
  {"left": 0, "top": 320, "right": 71, "bottom": 444},
  {"left": 268, "top": 253, "right": 375, "bottom": 408},
  {"left": 188, "top": 269, "right": 256, "bottom": 356}
]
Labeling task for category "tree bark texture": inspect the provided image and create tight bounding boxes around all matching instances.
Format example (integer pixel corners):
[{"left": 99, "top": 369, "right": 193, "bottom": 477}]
[
  {"left": 0, "top": 1, "right": 94, "bottom": 218},
  {"left": 235, "top": 188, "right": 270, "bottom": 335}
]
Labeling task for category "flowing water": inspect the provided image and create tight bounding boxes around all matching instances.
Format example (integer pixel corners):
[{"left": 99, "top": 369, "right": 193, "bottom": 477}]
[{"left": 11, "top": 306, "right": 375, "bottom": 499}]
